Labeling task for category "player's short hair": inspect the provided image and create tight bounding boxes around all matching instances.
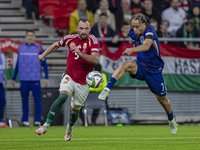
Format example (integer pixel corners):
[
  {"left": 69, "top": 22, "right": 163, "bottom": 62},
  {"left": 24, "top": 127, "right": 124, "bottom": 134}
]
[
  {"left": 26, "top": 29, "right": 35, "bottom": 35},
  {"left": 130, "top": 13, "right": 150, "bottom": 26},
  {"left": 78, "top": 18, "right": 90, "bottom": 25},
  {"left": 99, "top": 13, "right": 107, "bottom": 17}
]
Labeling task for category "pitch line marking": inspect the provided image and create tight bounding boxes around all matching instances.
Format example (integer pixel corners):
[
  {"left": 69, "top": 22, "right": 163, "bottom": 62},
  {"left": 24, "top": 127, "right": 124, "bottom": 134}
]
[{"left": 0, "top": 137, "right": 200, "bottom": 141}]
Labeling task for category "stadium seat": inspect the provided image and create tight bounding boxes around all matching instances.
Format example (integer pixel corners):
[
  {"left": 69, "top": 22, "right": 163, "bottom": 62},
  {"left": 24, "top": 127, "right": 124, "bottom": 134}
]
[
  {"left": 83, "top": 92, "right": 108, "bottom": 127},
  {"left": 53, "top": 8, "right": 74, "bottom": 34},
  {"left": 39, "top": 0, "right": 61, "bottom": 16},
  {"left": 39, "top": 0, "right": 61, "bottom": 26},
  {"left": 60, "top": 0, "right": 78, "bottom": 10}
]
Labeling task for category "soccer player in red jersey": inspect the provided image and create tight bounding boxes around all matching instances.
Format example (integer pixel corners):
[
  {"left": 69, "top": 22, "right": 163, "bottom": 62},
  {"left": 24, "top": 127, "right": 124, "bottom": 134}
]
[{"left": 35, "top": 18, "right": 100, "bottom": 141}]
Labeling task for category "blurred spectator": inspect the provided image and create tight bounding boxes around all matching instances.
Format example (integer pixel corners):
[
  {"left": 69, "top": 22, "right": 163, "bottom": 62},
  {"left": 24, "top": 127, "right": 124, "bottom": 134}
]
[
  {"left": 12, "top": 29, "right": 49, "bottom": 126},
  {"left": 152, "top": 0, "right": 170, "bottom": 14},
  {"left": 131, "top": 0, "right": 142, "bottom": 14},
  {"left": 188, "top": 7, "right": 200, "bottom": 32},
  {"left": 25, "top": 0, "right": 39, "bottom": 20},
  {"left": 157, "top": 20, "right": 172, "bottom": 44},
  {"left": 140, "top": 0, "right": 161, "bottom": 29},
  {"left": 0, "top": 49, "right": 9, "bottom": 128},
  {"left": 94, "top": 0, "right": 116, "bottom": 31},
  {"left": 69, "top": 0, "right": 94, "bottom": 34},
  {"left": 108, "top": 0, "right": 122, "bottom": 13},
  {"left": 176, "top": 19, "right": 199, "bottom": 49},
  {"left": 91, "top": 13, "right": 119, "bottom": 45},
  {"left": 162, "top": 0, "right": 186, "bottom": 37},
  {"left": 190, "top": 0, "right": 200, "bottom": 9},
  {"left": 117, "top": 21, "right": 131, "bottom": 46},
  {"left": 179, "top": 0, "right": 191, "bottom": 14},
  {"left": 86, "top": 0, "right": 101, "bottom": 13},
  {"left": 118, "top": 21, "right": 131, "bottom": 38},
  {"left": 149, "top": 19, "right": 158, "bottom": 32},
  {"left": 115, "top": 0, "right": 132, "bottom": 32}
]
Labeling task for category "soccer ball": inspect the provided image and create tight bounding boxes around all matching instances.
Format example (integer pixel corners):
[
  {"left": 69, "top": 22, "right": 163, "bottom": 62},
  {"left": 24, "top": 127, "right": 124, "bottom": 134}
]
[{"left": 86, "top": 71, "right": 104, "bottom": 88}]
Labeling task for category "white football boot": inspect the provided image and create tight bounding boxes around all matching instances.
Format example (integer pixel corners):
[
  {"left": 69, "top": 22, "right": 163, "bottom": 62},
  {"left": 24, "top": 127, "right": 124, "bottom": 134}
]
[
  {"left": 98, "top": 87, "right": 110, "bottom": 101},
  {"left": 35, "top": 123, "right": 49, "bottom": 135},
  {"left": 64, "top": 123, "right": 73, "bottom": 141},
  {"left": 168, "top": 115, "right": 178, "bottom": 135}
]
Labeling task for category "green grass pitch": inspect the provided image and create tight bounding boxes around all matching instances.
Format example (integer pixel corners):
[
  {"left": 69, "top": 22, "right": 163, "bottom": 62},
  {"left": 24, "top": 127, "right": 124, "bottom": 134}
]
[{"left": 1, "top": 125, "right": 200, "bottom": 150}]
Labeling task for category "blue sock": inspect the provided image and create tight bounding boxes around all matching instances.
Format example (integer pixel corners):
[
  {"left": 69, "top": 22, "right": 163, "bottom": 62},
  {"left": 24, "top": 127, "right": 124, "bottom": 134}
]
[
  {"left": 167, "top": 111, "right": 173, "bottom": 121},
  {"left": 106, "top": 77, "right": 117, "bottom": 89}
]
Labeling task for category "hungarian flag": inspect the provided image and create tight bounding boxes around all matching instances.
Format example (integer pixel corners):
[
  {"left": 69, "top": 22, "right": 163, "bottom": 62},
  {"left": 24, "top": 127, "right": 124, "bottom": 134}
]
[
  {"left": 0, "top": 38, "right": 42, "bottom": 80},
  {"left": 100, "top": 42, "right": 200, "bottom": 91}
]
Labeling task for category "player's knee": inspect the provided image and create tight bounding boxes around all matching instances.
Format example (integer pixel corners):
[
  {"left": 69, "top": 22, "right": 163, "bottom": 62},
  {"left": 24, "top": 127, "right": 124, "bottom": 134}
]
[
  {"left": 121, "top": 60, "right": 136, "bottom": 71},
  {"left": 70, "top": 106, "right": 79, "bottom": 114}
]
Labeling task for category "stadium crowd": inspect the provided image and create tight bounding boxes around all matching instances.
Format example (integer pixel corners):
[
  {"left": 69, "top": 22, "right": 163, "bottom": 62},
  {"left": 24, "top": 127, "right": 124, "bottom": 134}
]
[{"left": 23, "top": 0, "right": 200, "bottom": 48}]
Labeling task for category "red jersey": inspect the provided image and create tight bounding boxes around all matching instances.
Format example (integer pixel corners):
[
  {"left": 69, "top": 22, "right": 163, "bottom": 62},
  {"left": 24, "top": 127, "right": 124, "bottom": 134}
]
[{"left": 58, "top": 34, "right": 100, "bottom": 84}]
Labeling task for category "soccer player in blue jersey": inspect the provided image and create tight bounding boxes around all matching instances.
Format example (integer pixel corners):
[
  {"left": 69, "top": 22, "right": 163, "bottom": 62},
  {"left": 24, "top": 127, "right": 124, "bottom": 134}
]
[{"left": 98, "top": 13, "right": 178, "bottom": 135}]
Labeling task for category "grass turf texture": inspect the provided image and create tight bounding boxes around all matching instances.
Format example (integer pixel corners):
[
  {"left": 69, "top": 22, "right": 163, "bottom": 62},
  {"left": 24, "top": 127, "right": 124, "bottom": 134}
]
[{"left": 1, "top": 125, "right": 199, "bottom": 150}]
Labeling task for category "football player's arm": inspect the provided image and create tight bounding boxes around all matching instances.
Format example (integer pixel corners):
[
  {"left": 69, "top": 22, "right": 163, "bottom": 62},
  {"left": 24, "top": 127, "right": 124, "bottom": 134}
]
[
  {"left": 123, "top": 38, "right": 153, "bottom": 55},
  {"left": 38, "top": 42, "right": 60, "bottom": 62},
  {"left": 70, "top": 44, "right": 99, "bottom": 64}
]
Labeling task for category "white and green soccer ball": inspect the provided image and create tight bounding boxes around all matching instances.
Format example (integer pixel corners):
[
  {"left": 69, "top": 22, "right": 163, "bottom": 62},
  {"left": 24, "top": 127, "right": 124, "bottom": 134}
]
[{"left": 86, "top": 71, "right": 104, "bottom": 88}]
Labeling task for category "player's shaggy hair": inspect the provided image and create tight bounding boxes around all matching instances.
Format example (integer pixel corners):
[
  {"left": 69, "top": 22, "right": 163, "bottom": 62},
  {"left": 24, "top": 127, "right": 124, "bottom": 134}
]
[{"left": 130, "top": 13, "right": 150, "bottom": 26}]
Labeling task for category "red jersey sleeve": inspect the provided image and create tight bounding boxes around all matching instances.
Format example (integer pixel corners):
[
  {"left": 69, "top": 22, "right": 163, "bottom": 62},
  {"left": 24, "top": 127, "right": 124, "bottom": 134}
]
[
  {"left": 58, "top": 37, "right": 65, "bottom": 47},
  {"left": 89, "top": 34, "right": 100, "bottom": 53},
  {"left": 58, "top": 34, "right": 78, "bottom": 47}
]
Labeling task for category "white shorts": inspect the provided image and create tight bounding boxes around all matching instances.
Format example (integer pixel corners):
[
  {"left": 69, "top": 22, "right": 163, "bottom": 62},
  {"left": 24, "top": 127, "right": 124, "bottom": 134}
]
[{"left": 59, "top": 74, "right": 89, "bottom": 110}]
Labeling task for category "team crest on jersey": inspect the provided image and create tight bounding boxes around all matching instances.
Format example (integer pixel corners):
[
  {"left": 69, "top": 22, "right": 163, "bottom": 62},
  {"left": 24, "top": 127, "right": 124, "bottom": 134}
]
[
  {"left": 140, "top": 36, "right": 144, "bottom": 43},
  {"left": 83, "top": 43, "right": 87, "bottom": 49},
  {"left": 63, "top": 81, "right": 68, "bottom": 84},
  {"left": 70, "top": 42, "right": 75, "bottom": 47}
]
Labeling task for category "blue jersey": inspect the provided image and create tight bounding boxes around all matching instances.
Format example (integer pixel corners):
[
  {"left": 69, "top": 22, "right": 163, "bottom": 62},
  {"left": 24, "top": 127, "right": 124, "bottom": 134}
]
[{"left": 129, "top": 26, "right": 164, "bottom": 74}]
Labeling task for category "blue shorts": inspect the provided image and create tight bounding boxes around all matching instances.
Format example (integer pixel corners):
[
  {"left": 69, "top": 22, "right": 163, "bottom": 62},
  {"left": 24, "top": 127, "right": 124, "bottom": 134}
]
[{"left": 130, "top": 60, "right": 167, "bottom": 96}]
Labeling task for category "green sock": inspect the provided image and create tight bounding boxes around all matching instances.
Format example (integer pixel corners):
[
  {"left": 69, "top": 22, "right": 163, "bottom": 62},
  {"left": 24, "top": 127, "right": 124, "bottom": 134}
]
[
  {"left": 46, "top": 93, "right": 68, "bottom": 124},
  {"left": 69, "top": 109, "right": 79, "bottom": 127}
]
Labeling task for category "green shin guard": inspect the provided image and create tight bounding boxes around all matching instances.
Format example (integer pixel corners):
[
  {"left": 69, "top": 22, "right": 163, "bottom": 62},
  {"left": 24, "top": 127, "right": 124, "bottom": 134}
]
[
  {"left": 46, "top": 93, "right": 68, "bottom": 124},
  {"left": 69, "top": 109, "right": 79, "bottom": 127}
]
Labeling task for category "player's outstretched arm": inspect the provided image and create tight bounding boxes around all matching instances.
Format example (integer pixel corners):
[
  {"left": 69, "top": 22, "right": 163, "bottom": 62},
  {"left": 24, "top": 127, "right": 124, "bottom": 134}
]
[
  {"left": 123, "top": 39, "right": 153, "bottom": 56},
  {"left": 38, "top": 42, "right": 60, "bottom": 62}
]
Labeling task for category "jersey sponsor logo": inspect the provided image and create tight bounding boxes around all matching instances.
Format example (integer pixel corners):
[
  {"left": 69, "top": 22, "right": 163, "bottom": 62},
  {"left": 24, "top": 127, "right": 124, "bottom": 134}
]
[
  {"left": 140, "top": 36, "right": 144, "bottom": 43},
  {"left": 70, "top": 42, "right": 75, "bottom": 47},
  {"left": 83, "top": 43, "right": 87, "bottom": 49},
  {"left": 146, "top": 32, "right": 153, "bottom": 36},
  {"left": 63, "top": 81, "right": 68, "bottom": 84}
]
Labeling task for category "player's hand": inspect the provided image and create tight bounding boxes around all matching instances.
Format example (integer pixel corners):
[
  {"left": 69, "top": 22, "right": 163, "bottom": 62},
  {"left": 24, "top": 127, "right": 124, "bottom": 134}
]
[
  {"left": 12, "top": 80, "right": 15, "bottom": 88},
  {"left": 70, "top": 44, "right": 81, "bottom": 55},
  {"left": 38, "top": 55, "right": 44, "bottom": 62},
  {"left": 122, "top": 48, "right": 132, "bottom": 56},
  {"left": 44, "top": 79, "right": 49, "bottom": 87}
]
